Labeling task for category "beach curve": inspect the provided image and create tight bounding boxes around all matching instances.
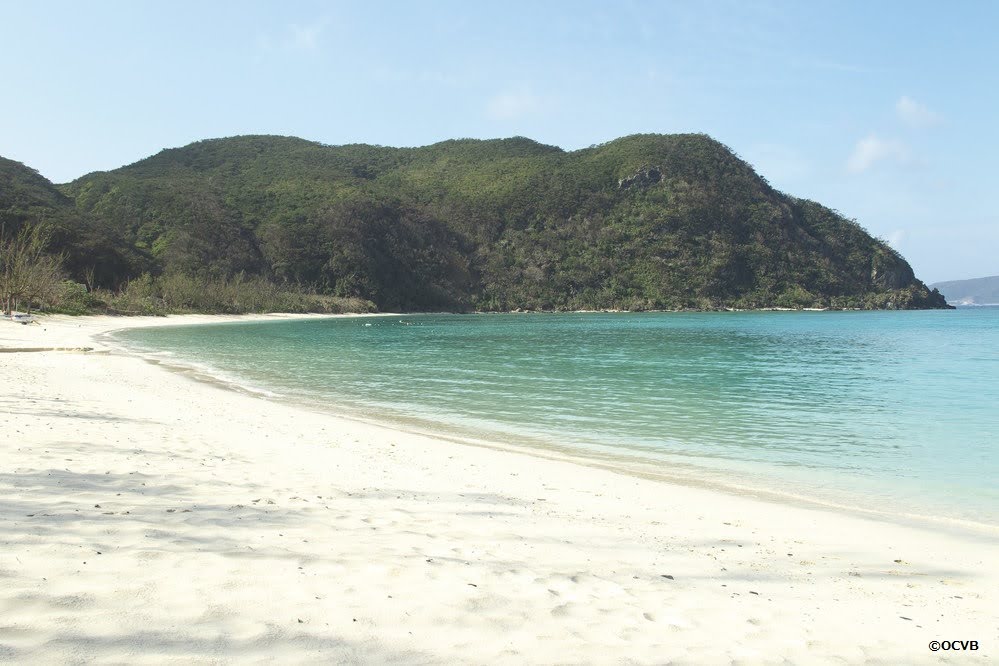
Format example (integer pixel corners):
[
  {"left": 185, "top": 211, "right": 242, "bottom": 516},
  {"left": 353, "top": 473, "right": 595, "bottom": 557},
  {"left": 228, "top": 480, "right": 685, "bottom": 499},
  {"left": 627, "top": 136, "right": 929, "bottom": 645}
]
[{"left": 0, "top": 314, "right": 996, "bottom": 663}]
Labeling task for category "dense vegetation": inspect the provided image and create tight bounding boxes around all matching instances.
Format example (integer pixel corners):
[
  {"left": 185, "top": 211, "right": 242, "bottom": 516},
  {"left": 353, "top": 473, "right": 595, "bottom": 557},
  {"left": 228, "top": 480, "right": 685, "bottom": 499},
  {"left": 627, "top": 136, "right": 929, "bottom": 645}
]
[{"left": 2, "top": 133, "right": 948, "bottom": 314}]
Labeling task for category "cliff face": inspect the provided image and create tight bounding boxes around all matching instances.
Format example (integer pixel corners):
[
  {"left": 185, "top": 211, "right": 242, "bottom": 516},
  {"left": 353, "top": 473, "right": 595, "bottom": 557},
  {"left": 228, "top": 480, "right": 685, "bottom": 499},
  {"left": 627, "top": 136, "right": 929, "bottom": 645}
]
[
  {"left": 871, "top": 252, "right": 915, "bottom": 291},
  {"left": 6, "top": 133, "right": 949, "bottom": 311}
]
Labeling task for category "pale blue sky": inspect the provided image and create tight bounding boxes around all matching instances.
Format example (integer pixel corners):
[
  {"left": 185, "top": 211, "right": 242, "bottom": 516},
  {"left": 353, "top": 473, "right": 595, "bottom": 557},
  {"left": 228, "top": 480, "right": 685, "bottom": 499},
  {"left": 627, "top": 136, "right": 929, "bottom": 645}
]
[{"left": 1, "top": 1, "right": 996, "bottom": 282}]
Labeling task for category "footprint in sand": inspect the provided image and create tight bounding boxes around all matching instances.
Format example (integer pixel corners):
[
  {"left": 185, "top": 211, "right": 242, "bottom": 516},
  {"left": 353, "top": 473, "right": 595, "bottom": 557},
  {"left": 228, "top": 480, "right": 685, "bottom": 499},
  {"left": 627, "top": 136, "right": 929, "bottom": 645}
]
[{"left": 551, "top": 602, "right": 573, "bottom": 617}]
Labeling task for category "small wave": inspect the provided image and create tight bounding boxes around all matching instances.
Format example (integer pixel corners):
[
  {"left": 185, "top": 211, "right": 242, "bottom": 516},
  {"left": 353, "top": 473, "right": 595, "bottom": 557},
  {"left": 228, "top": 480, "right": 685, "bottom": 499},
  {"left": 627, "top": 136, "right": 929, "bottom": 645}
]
[
  {"left": 166, "top": 359, "right": 286, "bottom": 399},
  {"left": 109, "top": 336, "right": 284, "bottom": 399}
]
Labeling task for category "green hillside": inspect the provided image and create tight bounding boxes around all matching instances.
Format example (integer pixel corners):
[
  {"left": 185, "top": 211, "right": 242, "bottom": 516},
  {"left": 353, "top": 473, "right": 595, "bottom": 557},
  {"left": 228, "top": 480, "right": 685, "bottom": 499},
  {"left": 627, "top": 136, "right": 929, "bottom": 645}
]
[
  {"left": 5, "top": 133, "right": 948, "bottom": 312},
  {"left": 1, "top": 156, "right": 144, "bottom": 287}
]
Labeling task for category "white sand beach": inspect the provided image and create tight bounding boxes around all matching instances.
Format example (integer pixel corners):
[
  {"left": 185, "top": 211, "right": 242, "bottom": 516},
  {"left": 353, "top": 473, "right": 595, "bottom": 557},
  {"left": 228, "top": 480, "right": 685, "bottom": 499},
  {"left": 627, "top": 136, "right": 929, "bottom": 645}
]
[{"left": 1, "top": 314, "right": 996, "bottom": 664}]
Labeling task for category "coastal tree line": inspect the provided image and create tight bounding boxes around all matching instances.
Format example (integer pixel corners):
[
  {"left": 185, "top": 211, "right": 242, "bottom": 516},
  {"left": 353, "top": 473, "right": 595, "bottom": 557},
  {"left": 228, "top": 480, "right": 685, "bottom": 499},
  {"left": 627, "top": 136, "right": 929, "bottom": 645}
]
[{"left": 0, "top": 226, "right": 63, "bottom": 315}]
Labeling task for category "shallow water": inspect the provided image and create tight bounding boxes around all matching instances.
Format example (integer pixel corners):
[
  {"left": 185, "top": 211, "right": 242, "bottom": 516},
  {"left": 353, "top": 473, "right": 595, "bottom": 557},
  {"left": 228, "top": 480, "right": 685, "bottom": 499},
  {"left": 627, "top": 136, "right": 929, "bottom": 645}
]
[{"left": 114, "top": 309, "right": 999, "bottom": 525}]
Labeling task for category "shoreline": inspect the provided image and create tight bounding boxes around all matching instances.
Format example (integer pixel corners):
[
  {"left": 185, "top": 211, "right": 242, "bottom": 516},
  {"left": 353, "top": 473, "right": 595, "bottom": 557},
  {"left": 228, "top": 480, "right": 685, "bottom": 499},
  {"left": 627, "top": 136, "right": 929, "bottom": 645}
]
[
  {"left": 104, "top": 315, "right": 995, "bottom": 537},
  {"left": 1, "top": 314, "right": 996, "bottom": 662}
]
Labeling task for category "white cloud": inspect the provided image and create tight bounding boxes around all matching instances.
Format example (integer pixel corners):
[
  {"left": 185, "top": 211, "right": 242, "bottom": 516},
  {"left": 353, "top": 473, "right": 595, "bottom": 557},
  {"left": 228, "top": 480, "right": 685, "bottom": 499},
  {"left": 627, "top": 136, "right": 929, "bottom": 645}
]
[
  {"left": 847, "top": 134, "right": 910, "bottom": 173},
  {"left": 896, "top": 96, "right": 941, "bottom": 128},
  {"left": 486, "top": 89, "right": 543, "bottom": 121}
]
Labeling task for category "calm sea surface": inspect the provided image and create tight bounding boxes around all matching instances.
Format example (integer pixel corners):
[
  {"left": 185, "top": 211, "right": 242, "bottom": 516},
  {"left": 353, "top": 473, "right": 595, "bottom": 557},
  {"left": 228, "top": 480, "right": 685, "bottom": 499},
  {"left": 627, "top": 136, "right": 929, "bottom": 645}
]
[{"left": 113, "top": 309, "right": 999, "bottom": 525}]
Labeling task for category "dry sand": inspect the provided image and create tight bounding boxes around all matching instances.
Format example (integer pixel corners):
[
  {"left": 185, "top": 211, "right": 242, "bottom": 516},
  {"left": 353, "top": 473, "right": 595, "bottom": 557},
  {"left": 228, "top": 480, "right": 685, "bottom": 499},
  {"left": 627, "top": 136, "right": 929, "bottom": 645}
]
[{"left": 1, "top": 314, "right": 996, "bottom": 664}]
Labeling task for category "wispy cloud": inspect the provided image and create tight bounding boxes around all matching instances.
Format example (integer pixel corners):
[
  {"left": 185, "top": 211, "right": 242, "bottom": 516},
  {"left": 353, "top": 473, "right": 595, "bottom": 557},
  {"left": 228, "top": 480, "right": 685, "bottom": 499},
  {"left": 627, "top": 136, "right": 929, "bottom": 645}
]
[
  {"left": 797, "top": 58, "right": 888, "bottom": 75},
  {"left": 886, "top": 228, "right": 907, "bottom": 249},
  {"left": 847, "top": 134, "right": 910, "bottom": 173},
  {"left": 895, "top": 96, "right": 941, "bottom": 128},
  {"left": 370, "top": 66, "right": 467, "bottom": 87},
  {"left": 257, "top": 18, "right": 329, "bottom": 54},
  {"left": 485, "top": 88, "right": 543, "bottom": 121},
  {"left": 288, "top": 18, "right": 328, "bottom": 52}
]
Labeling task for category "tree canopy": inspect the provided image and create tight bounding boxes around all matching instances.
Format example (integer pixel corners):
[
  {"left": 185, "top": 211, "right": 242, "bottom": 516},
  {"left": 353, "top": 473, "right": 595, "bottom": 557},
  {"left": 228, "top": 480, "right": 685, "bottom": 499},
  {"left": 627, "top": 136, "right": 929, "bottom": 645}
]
[{"left": 1, "top": 133, "right": 948, "bottom": 312}]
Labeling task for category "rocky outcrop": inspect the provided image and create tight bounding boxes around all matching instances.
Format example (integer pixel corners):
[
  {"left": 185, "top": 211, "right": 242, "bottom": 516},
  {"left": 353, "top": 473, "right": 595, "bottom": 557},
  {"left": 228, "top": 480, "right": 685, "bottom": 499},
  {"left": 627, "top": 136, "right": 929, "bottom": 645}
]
[
  {"left": 870, "top": 253, "right": 915, "bottom": 291},
  {"left": 618, "top": 167, "right": 662, "bottom": 190}
]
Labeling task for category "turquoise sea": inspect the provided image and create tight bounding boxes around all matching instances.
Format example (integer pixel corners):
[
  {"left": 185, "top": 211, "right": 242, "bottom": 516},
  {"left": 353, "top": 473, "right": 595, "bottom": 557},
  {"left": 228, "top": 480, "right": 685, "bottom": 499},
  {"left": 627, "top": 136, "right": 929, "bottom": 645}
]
[{"left": 112, "top": 309, "right": 999, "bottom": 526}]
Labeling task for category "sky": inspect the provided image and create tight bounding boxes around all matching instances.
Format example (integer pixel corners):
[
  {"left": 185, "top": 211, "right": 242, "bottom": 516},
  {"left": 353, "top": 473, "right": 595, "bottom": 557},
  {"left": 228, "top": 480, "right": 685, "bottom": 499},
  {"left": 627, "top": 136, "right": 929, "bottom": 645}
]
[{"left": 1, "top": 0, "right": 996, "bottom": 283}]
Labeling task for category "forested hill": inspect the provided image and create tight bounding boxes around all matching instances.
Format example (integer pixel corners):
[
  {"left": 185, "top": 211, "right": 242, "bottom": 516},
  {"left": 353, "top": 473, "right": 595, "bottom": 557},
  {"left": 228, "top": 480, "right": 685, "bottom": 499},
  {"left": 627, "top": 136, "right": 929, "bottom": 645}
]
[
  {"left": 930, "top": 276, "right": 999, "bottom": 306},
  {"left": 7, "top": 133, "right": 948, "bottom": 311},
  {"left": 0, "top": 156, "right": 144, "bottom": 286}
]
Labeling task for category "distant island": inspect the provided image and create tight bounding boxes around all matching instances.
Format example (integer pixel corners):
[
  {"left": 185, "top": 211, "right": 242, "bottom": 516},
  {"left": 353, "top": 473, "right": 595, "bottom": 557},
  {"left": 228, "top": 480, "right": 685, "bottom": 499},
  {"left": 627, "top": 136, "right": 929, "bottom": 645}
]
[
  {"left": 1, "top": 133, "right": 948, "bottom": 314},
  {"left": 931, "top": 275, "right": 999, "bottom": 306}
]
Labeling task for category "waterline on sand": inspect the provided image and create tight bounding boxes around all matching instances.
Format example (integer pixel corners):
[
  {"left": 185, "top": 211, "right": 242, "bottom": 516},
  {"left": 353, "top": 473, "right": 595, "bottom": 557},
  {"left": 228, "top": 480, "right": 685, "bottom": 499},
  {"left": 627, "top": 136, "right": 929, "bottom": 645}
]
[{"left": 111, "top": 311, "right": 999, "bottom": 530}]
